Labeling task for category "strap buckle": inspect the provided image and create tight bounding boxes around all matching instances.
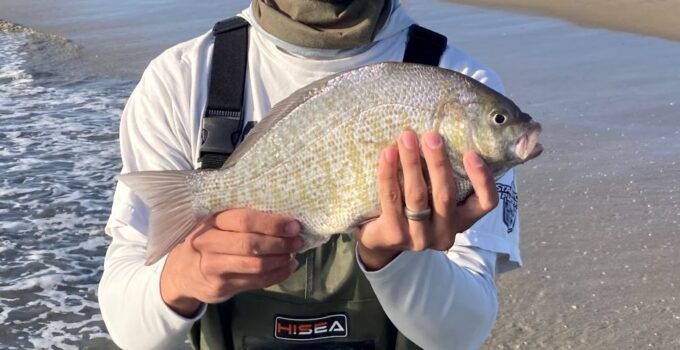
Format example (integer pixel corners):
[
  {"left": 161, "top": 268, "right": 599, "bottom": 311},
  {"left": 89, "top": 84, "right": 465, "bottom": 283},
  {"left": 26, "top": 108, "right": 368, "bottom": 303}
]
[{"left": 200, "top": 109, "right": 244, "bottom": 155}]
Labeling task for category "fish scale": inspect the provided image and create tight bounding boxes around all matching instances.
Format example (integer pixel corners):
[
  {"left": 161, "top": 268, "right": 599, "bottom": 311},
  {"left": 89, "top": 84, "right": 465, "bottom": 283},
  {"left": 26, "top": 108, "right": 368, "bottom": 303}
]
[
  {"left": 119, "top": 62, "right": 543, "bottom": 265},
  {"left": 203, "top": 98, "right": 439, "bottom": 248}
]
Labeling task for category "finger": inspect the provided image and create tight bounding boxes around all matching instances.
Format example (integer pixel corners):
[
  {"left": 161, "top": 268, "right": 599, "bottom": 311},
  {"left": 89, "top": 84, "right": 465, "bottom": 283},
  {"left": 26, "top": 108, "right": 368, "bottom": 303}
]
[
  {"left": 361, "top": 146, "right": 408, "bottom": 250},
  {"left": 421, "top": 132, "right": 458, "bottom": 249},
  {"left": 399, "top": 131, "right": 429, "bottom": 213},
  {"left": 398, "top": 131, "right": 430, "bottom": 250},
  {"left": 421, "top": 132, "right": 457, "bottom": 217},
  {"left": 458, "top": 152, "right": 499, "bottom": 225},
  {"left": 192, "top": 229, "right": 304, "bottom": 256},
  {"left": 213, "top": 208, "right": 300, "bottom": 237},
  {"left": 227, "top": 259, "right": 299, "bottom": 292},
  {"left": 376, "top": 146, "right": 403, "bottom": 222},
  {"left": 201, "top": 253, "right": 294, "bottom": 276}
]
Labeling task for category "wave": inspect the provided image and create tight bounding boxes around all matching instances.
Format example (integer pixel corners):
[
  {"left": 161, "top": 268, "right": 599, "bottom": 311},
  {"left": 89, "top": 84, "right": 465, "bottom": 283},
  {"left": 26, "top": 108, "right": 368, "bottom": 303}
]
[
  {"left": 1, "top": 18, "right": 74, "bottom": 43},
  {"left": 0, "top": 18, "right": 33, "bottom": 33},
  {"left": 0, "top": 19, "right": 83, "bottom": 84},
  {"left": 1, "top": 17, "right": 133, "bottom": 349}
]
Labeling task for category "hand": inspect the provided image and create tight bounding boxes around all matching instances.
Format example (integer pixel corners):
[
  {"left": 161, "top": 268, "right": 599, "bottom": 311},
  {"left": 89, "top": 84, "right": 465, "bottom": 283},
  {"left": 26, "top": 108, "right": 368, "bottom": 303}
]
[
  {"left": 357, "top": 130, "right": 499, "bottom": 271},
  {"left": 159, "top": 208, "right": 303, "bottom": 317}
]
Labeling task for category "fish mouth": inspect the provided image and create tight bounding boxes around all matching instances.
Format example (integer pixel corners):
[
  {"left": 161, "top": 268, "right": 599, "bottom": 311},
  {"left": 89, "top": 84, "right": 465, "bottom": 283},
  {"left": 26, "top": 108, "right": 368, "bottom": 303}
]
[{"left": 514, "top": 122, "right": 543, "bottom": 162}]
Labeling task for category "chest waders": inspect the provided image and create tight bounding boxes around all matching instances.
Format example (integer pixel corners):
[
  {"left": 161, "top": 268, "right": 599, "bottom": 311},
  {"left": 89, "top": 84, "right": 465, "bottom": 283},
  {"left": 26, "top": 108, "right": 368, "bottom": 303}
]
[{"left": 192, "top": 16, "right": 447, "bottom": 350}]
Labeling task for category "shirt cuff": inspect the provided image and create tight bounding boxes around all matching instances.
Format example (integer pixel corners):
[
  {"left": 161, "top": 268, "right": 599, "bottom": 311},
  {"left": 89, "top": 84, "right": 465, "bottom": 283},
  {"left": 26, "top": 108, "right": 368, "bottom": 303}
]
[{"left": 355, "top": 245, "right": 434, "bottom": 282}]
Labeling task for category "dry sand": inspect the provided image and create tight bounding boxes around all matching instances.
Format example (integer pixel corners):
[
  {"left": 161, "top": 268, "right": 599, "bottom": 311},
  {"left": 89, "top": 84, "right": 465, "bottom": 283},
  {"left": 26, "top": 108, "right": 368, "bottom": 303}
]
[{"left": 448, "top": 0, "right": 680, "bottom": 43}]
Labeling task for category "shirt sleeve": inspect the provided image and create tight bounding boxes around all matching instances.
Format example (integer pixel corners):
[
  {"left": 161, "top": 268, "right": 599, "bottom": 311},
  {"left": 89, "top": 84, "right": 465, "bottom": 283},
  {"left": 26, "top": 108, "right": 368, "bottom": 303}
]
[
  {"left": 358, "top": 246, "right": 499, "bottom": 350},
  {"left": 358, "top": 170, "right": 520, "bottom": 349},
  {"left": 98, "top": 54, "right": 207, "bottom": 350},
  {"left": 456, "top": 170, "right": 522, "bottom": 273}
]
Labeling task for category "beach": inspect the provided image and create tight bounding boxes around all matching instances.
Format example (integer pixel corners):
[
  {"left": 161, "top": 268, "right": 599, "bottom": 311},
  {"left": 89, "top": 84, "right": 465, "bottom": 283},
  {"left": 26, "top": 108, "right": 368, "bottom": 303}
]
[
  {"left": 448, "top": 0, "right": 680, "bottom": 43},
  {"left": 1, "top": 0, "right": 679, "bottom": 349}
]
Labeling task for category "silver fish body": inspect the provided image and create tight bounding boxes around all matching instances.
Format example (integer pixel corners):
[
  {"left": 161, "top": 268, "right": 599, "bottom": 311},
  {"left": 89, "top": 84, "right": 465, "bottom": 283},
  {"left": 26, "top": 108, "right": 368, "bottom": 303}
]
[{"left": 120, "top": 62, "right": 543, "bottom": 265}]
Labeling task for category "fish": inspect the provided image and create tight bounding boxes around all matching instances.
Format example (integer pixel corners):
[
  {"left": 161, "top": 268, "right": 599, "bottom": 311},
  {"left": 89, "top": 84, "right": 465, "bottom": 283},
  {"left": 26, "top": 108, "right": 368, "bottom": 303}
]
[{"left": 119, "top": 62, "right": 543, "bottom": 265}]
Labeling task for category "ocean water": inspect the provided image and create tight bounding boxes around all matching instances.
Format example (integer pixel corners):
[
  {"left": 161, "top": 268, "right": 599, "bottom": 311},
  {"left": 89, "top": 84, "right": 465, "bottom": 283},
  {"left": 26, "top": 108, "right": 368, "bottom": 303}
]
[{"left": 0, "top": 24, "right": 131, "bottom": 349}]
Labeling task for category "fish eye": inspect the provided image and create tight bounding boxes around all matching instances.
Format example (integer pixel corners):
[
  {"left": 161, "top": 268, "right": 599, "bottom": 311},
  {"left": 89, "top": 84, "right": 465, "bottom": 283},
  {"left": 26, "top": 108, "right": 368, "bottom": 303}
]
[{"left": 492, "top": 113, "right": 507, "bottom": 125}]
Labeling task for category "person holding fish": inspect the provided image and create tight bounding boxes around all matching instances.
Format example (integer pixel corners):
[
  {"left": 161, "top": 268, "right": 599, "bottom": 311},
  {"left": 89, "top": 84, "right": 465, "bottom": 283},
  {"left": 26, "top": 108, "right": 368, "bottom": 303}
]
[{"left": 98, "top": 1, "right": 542, "bottom": 349}]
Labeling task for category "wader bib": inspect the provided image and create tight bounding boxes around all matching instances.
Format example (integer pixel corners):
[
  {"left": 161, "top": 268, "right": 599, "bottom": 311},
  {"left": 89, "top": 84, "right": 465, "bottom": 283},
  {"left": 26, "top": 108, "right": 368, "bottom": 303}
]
[{"left": 193, "top": 17, "right": 447, "bottom": 350}]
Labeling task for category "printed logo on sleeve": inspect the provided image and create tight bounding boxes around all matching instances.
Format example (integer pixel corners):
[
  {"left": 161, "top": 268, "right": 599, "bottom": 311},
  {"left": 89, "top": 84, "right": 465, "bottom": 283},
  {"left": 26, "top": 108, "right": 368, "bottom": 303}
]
[
  {"left": 274, "top": 314, "right": 348, "bottom": 341},
  {"left": 496, "top": 182, "right": 518, "bottom": 233}
]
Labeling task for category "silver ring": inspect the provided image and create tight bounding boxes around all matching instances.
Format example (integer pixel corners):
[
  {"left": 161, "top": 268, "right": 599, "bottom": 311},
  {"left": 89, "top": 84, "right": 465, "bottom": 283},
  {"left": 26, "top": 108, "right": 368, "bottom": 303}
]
[{"left": 405, "top": 207, "right": 432, "bottom": 221}]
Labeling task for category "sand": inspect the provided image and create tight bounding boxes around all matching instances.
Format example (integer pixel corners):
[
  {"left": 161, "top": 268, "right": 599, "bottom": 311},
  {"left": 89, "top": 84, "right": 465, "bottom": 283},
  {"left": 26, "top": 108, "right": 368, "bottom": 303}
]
[
  {"left": 2, "top": 0, "right": 679, "bottom": 349},
  {"left": 447, "top": 0, "right": 680, "bottom": 43}
]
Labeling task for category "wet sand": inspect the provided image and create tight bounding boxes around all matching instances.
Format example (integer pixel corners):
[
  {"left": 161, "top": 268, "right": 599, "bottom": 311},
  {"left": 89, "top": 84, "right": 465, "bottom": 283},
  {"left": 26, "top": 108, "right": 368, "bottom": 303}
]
[
  {"left": 448, "top": 0, "right": 680, "bottom": 43},
  {"left": 2, "top": 0, "right": 680, "bottom": 348}
]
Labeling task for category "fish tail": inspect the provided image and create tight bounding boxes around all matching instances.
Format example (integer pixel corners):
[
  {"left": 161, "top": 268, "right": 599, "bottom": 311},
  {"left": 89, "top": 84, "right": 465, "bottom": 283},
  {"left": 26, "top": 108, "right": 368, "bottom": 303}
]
[{"left": 118, "top": 170, "right": 206, "bottom": 265}]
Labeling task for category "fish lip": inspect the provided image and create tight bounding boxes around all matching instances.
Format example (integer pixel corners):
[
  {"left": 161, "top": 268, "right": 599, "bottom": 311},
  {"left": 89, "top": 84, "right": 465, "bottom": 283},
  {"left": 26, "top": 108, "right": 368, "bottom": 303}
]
[
  {"left": 526, "top": 142, "right": 544, "bottom": 160},
  {"left": 514, "top": 122, "right": 543, "bottom": 161}
]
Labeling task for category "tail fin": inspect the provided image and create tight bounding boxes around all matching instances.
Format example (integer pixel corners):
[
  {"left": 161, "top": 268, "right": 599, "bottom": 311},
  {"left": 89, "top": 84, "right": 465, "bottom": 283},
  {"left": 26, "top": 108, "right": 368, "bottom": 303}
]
[{"left": 118, "top": 170, "right": 206, "bottom": 265}]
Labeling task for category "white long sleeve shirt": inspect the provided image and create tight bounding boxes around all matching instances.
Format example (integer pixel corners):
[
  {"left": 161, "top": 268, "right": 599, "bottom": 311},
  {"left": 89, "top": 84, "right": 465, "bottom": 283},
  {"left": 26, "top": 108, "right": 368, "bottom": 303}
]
[{"left": 98, "top": 5, "right": 523, "bottom": 350}]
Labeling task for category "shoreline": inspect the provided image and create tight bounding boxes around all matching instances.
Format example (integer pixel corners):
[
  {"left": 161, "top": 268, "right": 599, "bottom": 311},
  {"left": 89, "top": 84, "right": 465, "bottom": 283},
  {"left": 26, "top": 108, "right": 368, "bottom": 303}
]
[
  {"left": 2, "top": 0, "right": 679, "bottom": 79},
  {"left": 447, "top": 0, "right": 680, "bottom": 43},
  {"left": 0, "top": 0, "right": 247, "bottom": 78}
]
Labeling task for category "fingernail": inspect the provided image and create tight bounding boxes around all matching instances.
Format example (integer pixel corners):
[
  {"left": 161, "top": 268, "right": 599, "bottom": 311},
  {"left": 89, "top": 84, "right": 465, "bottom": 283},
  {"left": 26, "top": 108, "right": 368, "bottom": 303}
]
[
  {"left": 468, "top": 152, "right": 484, "bottom": 167},
  {"left": 290, "top": 259, "right": 300, "bottom": 270},
  {"left": 400, "top": 132, "right": 417, "bottom": 150},
  {"left": 423, "top": 133, "right": 441, "bottom": 149},
  {"left": 285, "top": 221, "right": 300, "bottom": 235},
  {"left": 382, "top": 148, "right": 397, "bottom": 163}
]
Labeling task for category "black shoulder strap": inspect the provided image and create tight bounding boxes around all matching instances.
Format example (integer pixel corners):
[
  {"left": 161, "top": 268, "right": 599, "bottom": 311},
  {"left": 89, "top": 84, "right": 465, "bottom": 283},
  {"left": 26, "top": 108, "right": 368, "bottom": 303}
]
[
  {"left": 403, "top": 24, "right": 447, "bottom": 66},
  {"left": 199, "top": 17, "right": 250, "bottom": 169}
]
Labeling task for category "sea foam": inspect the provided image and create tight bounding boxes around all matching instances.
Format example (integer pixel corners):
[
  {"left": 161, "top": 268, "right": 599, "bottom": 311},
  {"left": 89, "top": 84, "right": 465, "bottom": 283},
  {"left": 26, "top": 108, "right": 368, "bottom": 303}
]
[{"left": 0, "top": 26, "right": 132, "bottom": 349}]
